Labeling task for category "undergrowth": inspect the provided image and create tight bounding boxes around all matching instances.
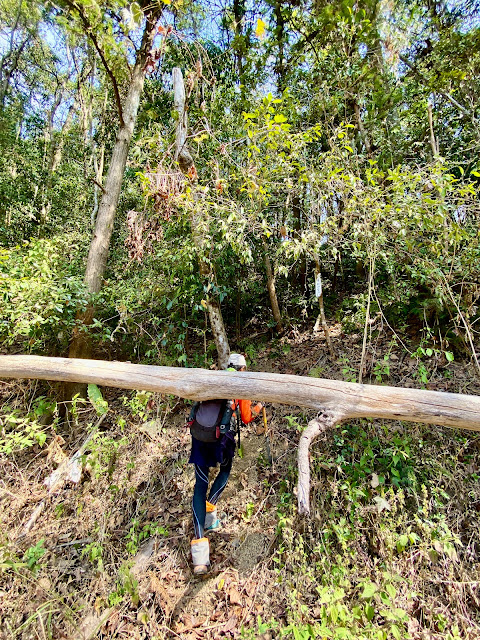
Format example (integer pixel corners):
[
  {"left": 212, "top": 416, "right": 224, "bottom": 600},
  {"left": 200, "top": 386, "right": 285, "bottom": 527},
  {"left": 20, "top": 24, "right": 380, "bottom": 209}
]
[{"left": 1, "top": 335, "right": 480, "bottom": 639}]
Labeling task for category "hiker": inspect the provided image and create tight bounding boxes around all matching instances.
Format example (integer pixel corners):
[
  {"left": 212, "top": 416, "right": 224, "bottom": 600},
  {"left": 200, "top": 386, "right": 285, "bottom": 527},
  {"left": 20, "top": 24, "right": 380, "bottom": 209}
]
[{"left": 187, "top": 353, "right": 263, "bottom": 575}]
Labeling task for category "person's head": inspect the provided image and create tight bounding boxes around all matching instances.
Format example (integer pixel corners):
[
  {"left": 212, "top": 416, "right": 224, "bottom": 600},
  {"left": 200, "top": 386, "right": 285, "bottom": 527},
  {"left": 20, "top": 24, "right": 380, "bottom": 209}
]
[{"left": 227, "top": 353, "right": 247, "bottom": 371}]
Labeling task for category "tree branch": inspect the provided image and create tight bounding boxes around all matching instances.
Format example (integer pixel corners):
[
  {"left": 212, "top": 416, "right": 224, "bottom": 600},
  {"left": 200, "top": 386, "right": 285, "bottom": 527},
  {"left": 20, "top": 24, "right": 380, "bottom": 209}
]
[
  {"left": 62, "top": 0, "right": 125, "bottom": 127},
  {"left": 297, "top": 411, "right": 340, "bottom": 514},
  {"left": 399, "top": 53, "right": 477, "bottom": 123}
]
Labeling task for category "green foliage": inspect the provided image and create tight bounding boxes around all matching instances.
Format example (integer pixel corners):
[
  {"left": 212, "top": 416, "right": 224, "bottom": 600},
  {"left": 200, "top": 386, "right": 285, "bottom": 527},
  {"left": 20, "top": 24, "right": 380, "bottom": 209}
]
[
  {"left": 82, "top": 540, "right": 104, "bottom": 572},
  {"left": 264, "top": 414, "right": 471, "bottom": 639},
  {"left": 87, "top": 384, "right": 108, "bottom": 416},
  {"left": 84, "top": 431, "right": 127, "bottom": 479},
  {"left": 108, "top": 564, "right": 140, "bottom": 607},
  {"left": 0, "top": 395, "right": 56, "bottom": 454},
  {"left": 23, "top": 539, "right": 46, "bottom": 573},
  {"left": 125, "top": 518, "right": 167, "bottom": 555},
  {"left": 0, "top": 238, "right": 87, "bottom": 353}
]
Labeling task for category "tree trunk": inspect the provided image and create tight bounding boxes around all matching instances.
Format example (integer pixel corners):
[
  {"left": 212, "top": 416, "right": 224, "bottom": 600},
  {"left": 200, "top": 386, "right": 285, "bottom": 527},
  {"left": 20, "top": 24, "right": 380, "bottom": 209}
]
[
  {"left": 172, "top": 67, "right": 230, "bottom": 369},
  {"left": 2, "top": 355, "right": 480, "bottom": 431},
  {"left": 273, "top": 0, "right": 286, "bottom": 94},
  {"left": 427, "top": 101, "right": 439, "bottom": 158},
  {"left": 6, "top": 354, "right": 480, "bottom": 515},
  {"left": 353, "top": 100, "right": 372, "bottom": 156},
  {"left": 68, "top": 13, "right": 160, "bottom": 369},
  {"left": 263, "top": 238, "right": 283, "bottom": 333},
  {"left": 190, "top": 209, "right": 231, "bottom": 369},
  {"left": 313, "top": 261, "right": 334, "bottom": 357},
  {"left": 40, "top": 96, "right": 76, "bottom": 226}
]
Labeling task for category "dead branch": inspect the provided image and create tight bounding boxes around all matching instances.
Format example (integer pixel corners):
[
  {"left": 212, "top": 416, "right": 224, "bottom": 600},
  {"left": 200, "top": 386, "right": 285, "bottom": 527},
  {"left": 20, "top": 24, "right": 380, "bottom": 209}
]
[
  {"left": 17, "top": 412, "right": 107, "bottom": 539},
  {"left": 297, "top": 411, "right": 340, "bottom": 514}
]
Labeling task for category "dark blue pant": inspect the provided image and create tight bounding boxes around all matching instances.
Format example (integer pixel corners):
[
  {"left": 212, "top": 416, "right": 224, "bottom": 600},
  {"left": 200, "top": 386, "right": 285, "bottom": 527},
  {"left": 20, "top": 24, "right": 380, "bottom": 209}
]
[{"left": 192, "top": 458, "right": 233, "bottom": 539}]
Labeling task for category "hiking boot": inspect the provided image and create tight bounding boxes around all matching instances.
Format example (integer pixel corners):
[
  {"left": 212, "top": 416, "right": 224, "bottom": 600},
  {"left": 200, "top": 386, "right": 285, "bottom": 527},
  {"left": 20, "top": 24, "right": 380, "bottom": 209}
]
[
  {"left": 191, "top": 537, "right": 210, "bottom": 575},
  {"left": 205, "top": 501, "right": 221, "bottom": 532},
  {"left": 193, "top": 563, "right": 209, "bottom": 576}
]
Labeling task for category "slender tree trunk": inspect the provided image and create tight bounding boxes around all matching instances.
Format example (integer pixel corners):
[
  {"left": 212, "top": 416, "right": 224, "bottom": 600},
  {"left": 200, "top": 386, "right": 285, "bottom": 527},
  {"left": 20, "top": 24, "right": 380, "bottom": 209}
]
[
  {"left": 427, "top": 101, "right": 439, "bottom": 158},
  {"left": 273, "top": 0, "right": 286, "bottom": 94},
  {"left": 172, "top": 67, "right": 230, "bottom": 369},
  {"left": 68, "top": 12, "right": 160, "bottom": 371},
  {"left": 232, "top": 0, "right": 249, "bottom": 108},
  {"left": 0, "top": 7, "right": 32, "bottom": 109},
  {"left": 190, "top": 211, "right": 231, "bottom": 369},
  {"left": 263, "top": 238, "right": 283, "bottom": 333},
  {"left": 91, "top": 87, "right": 108, "bottom": 226},
  {"left": 353, "top": 100, "right": 372, "bottom": 156},
  {"left": 40, "top": 97, "right": 76, "bottom": 227},
  {"left": 313, "top": 260, "right": 334, "bottom": 357},
  {"left": 292, "top": 180, "right": 306, "bottom": 289}
]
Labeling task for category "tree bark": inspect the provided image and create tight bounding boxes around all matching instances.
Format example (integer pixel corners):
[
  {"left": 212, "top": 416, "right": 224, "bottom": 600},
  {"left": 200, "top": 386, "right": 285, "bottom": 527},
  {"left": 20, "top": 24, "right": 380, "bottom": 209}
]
[
  {"left": 353, "top": 100, "right": 372, "bottom": 156},
  {"left": 172, "top": 67, "right": 230, "bottom": 369},
  {"left": 427, "top": 101, "right": 439, "bottom": 158},
  {"left": 68, "top": 12, "right": 160, "bottom": 368},
  {"left": 297, "top": 412, "right": 339, "bottom": 514},
  {"left": 2, "top": 356, "right": 480, "bottom": 432},
  {"left": 263, "top": 238, "right": 283, "bottom": 333},
  {"left": 190, "top": 208, "right": 231, "bottom": 369}
]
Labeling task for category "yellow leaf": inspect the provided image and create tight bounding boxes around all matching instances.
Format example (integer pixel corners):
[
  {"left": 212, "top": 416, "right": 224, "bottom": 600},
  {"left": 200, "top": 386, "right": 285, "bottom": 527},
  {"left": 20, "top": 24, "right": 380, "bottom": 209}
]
[
  {"left": 255, "top": 18, "right": 267, "bottom": 39},
  {"left": 201, "top": 299, "right": 207, "bottom": 308},
  {"left": 218, "top": 578, "right": 225, "bottom": 590}
]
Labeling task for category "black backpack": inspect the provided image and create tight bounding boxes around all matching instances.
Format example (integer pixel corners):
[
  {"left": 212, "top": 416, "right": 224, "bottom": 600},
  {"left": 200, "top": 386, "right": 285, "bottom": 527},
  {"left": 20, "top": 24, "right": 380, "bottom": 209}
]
[{"left": 190, "top": 399, "right": 234, "bottom": 443}]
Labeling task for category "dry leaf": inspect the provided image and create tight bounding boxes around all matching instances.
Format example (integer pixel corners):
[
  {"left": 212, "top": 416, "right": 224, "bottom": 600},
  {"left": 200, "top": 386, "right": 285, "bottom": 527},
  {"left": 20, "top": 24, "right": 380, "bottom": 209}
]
[
  {"left": 228, "top": 586, "right": 242, "bottom": 605},
  {"left": 47, "top": 437, "right": 68, "bottom": 465},
  {"left": 371, "top": 473, "right": 380, "bottom": 488},
  {"left": 373, "top": 496, "right": 391, "bottom": 513},
  {"left": 223, "top": 615, "right": 238, "bottom": 633}
]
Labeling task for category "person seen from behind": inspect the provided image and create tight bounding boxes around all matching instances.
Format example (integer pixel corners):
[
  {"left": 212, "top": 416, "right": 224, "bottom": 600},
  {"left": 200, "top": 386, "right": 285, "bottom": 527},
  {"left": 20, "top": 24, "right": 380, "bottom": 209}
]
[{"left": 186, "top": 353, "right": 262, "bottom": 576}]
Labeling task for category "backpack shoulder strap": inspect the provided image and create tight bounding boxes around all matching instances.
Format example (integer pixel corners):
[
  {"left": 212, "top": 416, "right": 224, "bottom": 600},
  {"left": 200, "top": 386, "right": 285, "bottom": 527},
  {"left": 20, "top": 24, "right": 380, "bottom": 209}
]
[{"left": 189, "top": 401, "right": 200, "bottom": 422}]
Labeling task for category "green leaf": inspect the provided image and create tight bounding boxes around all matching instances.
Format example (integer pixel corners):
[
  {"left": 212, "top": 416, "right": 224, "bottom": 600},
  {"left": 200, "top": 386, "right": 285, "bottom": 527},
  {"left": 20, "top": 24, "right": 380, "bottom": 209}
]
[
  {"left": 445, "top": 351, "right": 454, "bottom": 362},
  {"left": 274, "top": 114, "right": 287, "bottom": 123},
  {"left": 386, "top": 584, "right": 397, "bottom": 599},
  {"left": 390, "top": 624, "right": 401, "bottom": 640},
  {"left": 361, "top": 582, "right": 377, "bottom": 599},
  {"left": 130, "top": 2, "right": 143, "bottom": 25},
  {"left": 396, "top": 534, "right": 409, "bottom": 553},
  {"left": 87, "top": 384, "right": 108, "bottom": 416},
  {"left": 365, "top": 603, "right": 375, "bottom": 621}
]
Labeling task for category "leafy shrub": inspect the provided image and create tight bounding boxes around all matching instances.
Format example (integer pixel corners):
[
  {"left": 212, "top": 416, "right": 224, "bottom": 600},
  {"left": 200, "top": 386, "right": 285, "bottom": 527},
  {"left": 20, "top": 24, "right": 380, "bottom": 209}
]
[{"left": 0, "top": 237, "right": 87, "bottom": 353}]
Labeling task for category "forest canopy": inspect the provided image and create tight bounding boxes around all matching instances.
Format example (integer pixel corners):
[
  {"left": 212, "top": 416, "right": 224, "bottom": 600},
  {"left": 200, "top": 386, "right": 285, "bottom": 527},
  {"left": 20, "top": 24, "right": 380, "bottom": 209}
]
[{"left": 0, "top": 0, "right": 478, "bottom": 368}]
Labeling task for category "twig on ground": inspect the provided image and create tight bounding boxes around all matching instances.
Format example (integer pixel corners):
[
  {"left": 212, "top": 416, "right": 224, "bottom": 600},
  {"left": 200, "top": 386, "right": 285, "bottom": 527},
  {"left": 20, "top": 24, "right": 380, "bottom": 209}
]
[{"left": 17, "top": 412, "right": 108, "bottom": 539}]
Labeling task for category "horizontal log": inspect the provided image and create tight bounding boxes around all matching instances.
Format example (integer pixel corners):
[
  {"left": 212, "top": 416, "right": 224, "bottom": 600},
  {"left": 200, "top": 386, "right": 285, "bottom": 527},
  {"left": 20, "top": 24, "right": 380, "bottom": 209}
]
[{"left": 1, "top": 355, "right": 480, "bottom": 431}]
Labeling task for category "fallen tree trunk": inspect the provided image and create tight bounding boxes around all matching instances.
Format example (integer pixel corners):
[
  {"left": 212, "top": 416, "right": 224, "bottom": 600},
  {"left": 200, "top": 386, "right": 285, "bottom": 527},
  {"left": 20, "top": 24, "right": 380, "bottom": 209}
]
[
  {"left": 2, "top": 355, "right": 480, "bottom": 515},
  {"left": 1, "top": 355, "right": 479, "bottom": 430}
]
